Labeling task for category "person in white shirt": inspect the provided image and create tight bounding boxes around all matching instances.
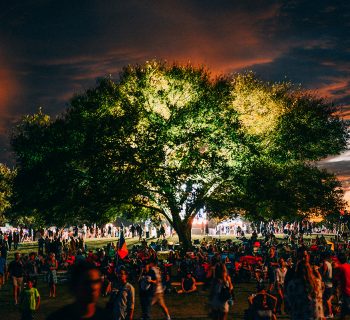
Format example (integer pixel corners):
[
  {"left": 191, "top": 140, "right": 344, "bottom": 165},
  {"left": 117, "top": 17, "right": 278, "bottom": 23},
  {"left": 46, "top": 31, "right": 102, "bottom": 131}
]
[
  {"left": 148, "top": 260, "right": 171, "bottom": 320},
  {"left": 321, "top": 252, "right": 334, "bottom": 318},
  {"left": 275, "top": 258, "right": 287, "bottom": 314}
]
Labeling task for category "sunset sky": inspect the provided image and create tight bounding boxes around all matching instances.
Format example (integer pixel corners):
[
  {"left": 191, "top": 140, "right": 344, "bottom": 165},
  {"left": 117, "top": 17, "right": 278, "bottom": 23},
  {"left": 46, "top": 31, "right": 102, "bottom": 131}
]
[{"left": 0, "top": 0, "right": 349, "bottom": 196}]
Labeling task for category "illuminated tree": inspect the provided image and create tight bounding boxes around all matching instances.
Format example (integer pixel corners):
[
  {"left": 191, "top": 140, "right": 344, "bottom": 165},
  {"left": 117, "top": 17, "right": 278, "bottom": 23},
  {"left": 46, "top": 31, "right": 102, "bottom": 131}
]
[
  {"left": 11, "top": 62, "right": 348, "bottom": 248},
  {"left": 0, "top": 163, "right": 15, "bottom": 224}
]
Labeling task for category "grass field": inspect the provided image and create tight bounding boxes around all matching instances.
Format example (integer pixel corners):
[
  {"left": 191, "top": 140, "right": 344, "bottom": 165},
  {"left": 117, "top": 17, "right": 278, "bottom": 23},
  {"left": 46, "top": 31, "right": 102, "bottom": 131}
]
[{"left": 0, "top": 235, "right": 328, "bottom": 319}]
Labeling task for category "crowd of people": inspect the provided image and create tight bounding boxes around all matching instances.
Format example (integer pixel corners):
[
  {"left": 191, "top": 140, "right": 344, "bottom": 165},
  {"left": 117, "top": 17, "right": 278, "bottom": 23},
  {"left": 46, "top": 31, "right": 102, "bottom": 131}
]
[
  {"left": 0, "top": 223, "right": 148, "bottom": 243},
  {"left": 1, "top": 224, "right": 350, "bottom": 319}
]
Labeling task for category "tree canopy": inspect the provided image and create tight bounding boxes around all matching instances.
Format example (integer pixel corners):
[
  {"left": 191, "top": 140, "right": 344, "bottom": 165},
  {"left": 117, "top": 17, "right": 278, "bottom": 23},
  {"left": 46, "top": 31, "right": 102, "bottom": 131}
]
[{"left": 11, "top": 61, "right": 348, "bottom": 247}]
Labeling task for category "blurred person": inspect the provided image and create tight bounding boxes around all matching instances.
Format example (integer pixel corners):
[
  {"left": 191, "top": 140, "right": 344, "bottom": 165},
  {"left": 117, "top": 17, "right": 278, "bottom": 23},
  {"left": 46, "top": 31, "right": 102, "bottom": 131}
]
[
  {"left": 286, "top": 260, "right": 325, "bottom": 320},
  {"left": 46, "top": 261, "right": 110, "bottom": 320},
  {"left": 209, "top": 262, "right": 233, "bottom": 320},
  {"left": 337, "top": 252, "right": 350, "bottom": 320},
  {"left": 149, "top": 260, "right": 171, "bottom": 320}
]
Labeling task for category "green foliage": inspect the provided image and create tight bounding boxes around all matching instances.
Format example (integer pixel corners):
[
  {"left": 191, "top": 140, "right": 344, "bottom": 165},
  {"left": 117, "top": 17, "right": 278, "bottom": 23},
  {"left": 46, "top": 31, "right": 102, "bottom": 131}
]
[
  {"left": 11, "top": 62, "right": 348, "bottom": 241},
  {"left": 0, "top": 163, "right": 15, "bottom": 224}
]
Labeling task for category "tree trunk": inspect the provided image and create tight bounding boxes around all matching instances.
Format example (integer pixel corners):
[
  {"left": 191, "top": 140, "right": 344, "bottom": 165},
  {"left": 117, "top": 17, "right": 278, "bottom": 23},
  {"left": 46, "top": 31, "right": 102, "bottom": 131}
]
[{"left": 172, "top": 218, "right": 193, "bottom": 252}]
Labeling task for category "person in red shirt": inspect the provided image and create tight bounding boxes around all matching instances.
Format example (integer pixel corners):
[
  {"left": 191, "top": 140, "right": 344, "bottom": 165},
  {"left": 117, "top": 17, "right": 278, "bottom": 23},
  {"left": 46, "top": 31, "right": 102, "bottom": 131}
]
[{"left": 337, "top": 253, "right": 350, "bottom": 320}]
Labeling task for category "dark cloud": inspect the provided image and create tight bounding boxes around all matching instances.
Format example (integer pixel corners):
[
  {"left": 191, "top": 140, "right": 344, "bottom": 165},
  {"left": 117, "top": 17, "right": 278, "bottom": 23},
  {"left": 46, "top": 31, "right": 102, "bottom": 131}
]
[
  {"left": 247, "top": 46, "right": 350, "bottom": 108},
  {"left": 0, "top": 0, "right": 349, "bottom": 172}
]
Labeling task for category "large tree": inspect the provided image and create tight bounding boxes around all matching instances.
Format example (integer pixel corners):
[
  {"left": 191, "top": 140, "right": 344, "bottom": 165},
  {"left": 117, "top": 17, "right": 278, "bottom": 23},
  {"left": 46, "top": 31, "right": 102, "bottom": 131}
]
[{"left": 11, "top": 62, "right": 348, "bottom": 248}]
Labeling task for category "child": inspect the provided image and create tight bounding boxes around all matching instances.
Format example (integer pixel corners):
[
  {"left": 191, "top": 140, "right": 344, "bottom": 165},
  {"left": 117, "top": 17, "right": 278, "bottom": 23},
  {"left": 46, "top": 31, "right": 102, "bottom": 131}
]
[{"left": 20, "top": 279, "right": 40, "bottom": 320}]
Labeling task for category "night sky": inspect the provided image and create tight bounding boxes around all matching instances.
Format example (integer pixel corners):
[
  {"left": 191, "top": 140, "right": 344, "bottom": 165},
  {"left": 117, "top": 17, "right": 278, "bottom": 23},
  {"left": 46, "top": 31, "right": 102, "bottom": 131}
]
[{"left": 1, "top": 1, "right": 349, "bottom": 199}]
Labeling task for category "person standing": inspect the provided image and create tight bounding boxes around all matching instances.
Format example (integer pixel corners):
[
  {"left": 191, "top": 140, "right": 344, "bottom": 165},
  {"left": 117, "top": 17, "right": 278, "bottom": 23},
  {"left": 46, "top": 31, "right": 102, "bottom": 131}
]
[
  {"left": 8, "top": 252, "right": 24, "bottom": 304},
  {"left": 46, "top": 253, "right": 58, "bottom": 298},
  {"left": 209, "top": 263, "right": 234, "bottom": 320},
  {"left": 275, "top": 257, "right": 287, "bottom": 314},
  {"left": 8, "top": 231, "right": 13, "bottom": 251},
  {"left": 25, "top": 252, "right": 39, "bottom": 287},
  {"left": 130, "top": 224, "right": 136, "bottom": 238},
  {"left": 0, "top": 250, "right": 6, "bottom": 289},
  {"left": 108, "top": 269, "right": 135, "bottom": 320},
  {"left": 337, "top": 253, "right": 350, "bottom": 320},
  {"left": 320, "top": 253, "right": 334, "bottom": 318},
  {"left": 265, "top": 247, "right": 279, "bottom": 292},
  {"left": 14, "top": 231, "right": 20, "bottom": 250},
  {"left": 137, "top": 224, "right": 143, "bottom": 240},
  {"left": 286, "top": 260, "right": 325, "bottom": 320},
  {"left": 138, "top": 263, "right": 153, "bottom": 320},
  {"left": 20, "top": 279, "right": 40, "bottom": 320}
]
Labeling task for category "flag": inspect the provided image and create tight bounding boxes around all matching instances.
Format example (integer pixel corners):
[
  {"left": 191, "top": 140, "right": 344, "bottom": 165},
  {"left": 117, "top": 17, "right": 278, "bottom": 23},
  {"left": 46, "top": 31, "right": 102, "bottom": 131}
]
[{"left": 117, "top": 232, "right": 128, "bottom": 259}]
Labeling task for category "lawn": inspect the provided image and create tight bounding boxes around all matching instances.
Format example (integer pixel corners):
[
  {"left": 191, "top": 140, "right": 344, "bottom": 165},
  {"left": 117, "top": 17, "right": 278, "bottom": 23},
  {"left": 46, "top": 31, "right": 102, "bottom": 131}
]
[{"left": 0, "top": 276, "right": 291, "bottom": 320}]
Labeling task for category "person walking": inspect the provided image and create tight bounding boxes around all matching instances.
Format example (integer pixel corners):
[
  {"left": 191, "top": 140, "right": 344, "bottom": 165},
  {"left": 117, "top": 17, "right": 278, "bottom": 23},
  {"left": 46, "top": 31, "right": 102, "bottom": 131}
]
[
  {"left": 148, "top": 260, "right": 171, "bottom": 320},
  {"left": 8, "top": 252, "right": 25, "bottom": 305}
]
